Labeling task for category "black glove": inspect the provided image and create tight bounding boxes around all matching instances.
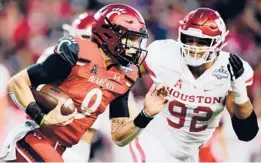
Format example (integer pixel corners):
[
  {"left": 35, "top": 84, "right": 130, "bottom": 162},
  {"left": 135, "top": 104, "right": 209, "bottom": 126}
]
[{"left": 227, "top": 53, "right": 244, "bottom": 81}]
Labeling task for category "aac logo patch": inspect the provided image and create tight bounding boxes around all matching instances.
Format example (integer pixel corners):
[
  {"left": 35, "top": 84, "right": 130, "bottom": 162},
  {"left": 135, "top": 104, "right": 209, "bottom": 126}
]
[{"left": 90, "top": 64, "right": 99, "bottom": 74}]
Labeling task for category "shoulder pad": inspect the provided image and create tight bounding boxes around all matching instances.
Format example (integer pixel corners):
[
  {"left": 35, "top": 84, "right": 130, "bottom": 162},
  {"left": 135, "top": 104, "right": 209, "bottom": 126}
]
[
  {"left": 54, "top": 35, "right": 79, "bottom": 66},
  {"left": 145, "top": 40, "right": 167, "bottom": 78}
]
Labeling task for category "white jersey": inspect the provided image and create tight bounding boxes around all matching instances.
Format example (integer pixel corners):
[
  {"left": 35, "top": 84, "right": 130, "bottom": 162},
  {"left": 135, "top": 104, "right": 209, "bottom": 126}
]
[
  {"left": 143, "top": 39, "right": 253, "bottom": 160},
  {"left": 37, "top": 46, "right": 55, "bottom": 64},
  {"left": 0, "top": 64, "right": 10, "bottom": 97}
]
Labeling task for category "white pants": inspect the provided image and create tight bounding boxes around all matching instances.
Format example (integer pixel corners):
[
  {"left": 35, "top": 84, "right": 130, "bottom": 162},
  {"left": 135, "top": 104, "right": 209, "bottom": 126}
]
[
  {"left": 129, "top": 131, "right": 197, "bottom": 162},
  {"left": 112, "top": 130, "right": 197, "bottom": 162}
]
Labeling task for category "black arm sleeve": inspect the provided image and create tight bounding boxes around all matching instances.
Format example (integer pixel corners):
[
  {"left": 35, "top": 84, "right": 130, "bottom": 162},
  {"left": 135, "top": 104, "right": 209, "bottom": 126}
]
[
  {"left": 27, "top": 35, "right": 79, "bottom": 87},
  {"left": 27, "top": 54, "right": 73, "bottom": 87},
  {"left": 232, "top": 110, "right": 259, "bottom": 141},
  {"left": 109, "top": 91, "right": 130, "bottom": 119}
]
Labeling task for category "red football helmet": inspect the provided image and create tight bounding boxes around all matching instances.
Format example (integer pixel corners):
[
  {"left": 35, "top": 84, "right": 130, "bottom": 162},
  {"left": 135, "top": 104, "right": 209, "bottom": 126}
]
[
  {"left": 178, "top": 8, "right": 229, "bottom": 66},
  {"left": 62, "top": 12, "right": 94, "bottom": 38},
  {"left": 91, "top": 3, "right": 148, "bottom": 66}
]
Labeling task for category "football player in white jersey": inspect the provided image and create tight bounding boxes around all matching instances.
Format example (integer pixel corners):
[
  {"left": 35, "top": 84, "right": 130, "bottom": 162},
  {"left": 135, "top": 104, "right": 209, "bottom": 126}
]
[{"left": 126, "top": 8, "right": 259, "bottom": 162}]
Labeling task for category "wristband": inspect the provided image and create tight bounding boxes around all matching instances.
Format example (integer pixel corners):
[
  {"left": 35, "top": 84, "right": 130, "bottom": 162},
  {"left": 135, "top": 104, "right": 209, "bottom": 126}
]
[
  {"left": 134, "top": 109, "right": 154, "bottom": 128},
  {"left": 26, "top": 102, "right": 45, "bottom": 125},
  {"left": 231, "top": 78, "right": 249, "bottom": 104},
  {"left": 39, "top": 115, "right": 46, "bottom": 126}
]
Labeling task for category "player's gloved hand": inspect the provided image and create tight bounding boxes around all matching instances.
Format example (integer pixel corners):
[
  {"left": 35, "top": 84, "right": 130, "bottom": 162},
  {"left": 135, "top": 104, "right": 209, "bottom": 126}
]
[
  {"left": 42, "top": 99, "right": 77, "bottom": 126},
  {"left": 227, "top": 53, "right": 244, "bottom": 81},
  {"left": 143, "top": 84, "right": 168, "bottom": 116},
  {"left": 227, "top": 53, "right": 248, "bottom": 104}
]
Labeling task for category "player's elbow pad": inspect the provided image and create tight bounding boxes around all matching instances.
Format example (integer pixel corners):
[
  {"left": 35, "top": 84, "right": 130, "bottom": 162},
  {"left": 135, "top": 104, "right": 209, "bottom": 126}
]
[{"left": 232, "top": 110, "right": 259, "bottom": 141}]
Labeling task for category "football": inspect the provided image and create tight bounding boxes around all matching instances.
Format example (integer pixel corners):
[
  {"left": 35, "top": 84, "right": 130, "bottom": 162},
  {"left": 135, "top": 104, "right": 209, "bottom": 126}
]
[{"left": 31, "top": 84, "right": 75, "bottom": 115}]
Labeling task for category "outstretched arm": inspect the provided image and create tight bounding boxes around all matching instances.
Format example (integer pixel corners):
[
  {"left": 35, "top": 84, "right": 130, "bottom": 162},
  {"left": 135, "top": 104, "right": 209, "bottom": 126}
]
[
  {"left": 226, "top": 54, "right": 258, "bottom": 141},
  {"left": 111, "top": 117, "right": 141, "bottom": 146},
  {"left": 110, "top": 84, "right": 168, "bottom": 146}
]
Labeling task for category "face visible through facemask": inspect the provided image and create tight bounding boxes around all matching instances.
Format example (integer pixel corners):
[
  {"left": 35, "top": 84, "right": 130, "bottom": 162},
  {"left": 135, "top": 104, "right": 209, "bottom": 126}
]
[
  {"left": 119, "top": 34, "right": 147, "bottom": 66},
  {"left": 122, "top": 36, "right": 140, "bottom": 56},
  {"left": 179, "top": 33, "right": 217, "bottom": 67},
  {"left": 182, "top": 34, "right": 212, "bottom": 59}
]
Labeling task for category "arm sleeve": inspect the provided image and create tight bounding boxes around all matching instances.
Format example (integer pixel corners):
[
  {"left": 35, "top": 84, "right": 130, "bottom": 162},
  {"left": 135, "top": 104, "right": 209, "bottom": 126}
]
[
  {"left": 27, "top": 54, "right": 73, "bottom": 87},
  {"left": 109, "top": 91, "right": 130, "bottom": 119},
  {"left": 232, "top": 110, "right": 259, "bottom": 141},
  {"left": 27, "top": 35, "right": 79, "bottom": 87}
]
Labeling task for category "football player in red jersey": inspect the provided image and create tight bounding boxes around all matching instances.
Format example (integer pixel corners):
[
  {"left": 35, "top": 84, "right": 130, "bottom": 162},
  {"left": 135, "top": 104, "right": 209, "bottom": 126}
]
[
  {"left": 37, "top": 12, "right": 99, "bottom": 162},
  {"left": 4, "top": 4, "right": 168, "bottom": 162}
]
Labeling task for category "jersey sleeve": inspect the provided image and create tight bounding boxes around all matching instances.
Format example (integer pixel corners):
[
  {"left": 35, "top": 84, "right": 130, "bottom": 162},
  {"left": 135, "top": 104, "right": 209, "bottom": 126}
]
[
  {"left": 0, "top": 64, "right": 10, "bottom": 96},
  {"left": 242, "top": 60, "right": 254, "bottom": 86},
  {"left": 28, "top": 54, "right": 73, "bottom": 87},
  {"left": 54, "top": 35, "right": 79, "bottom": 66},
  {"left": 143, "top": 40, "right": 163, "bottom": 83}
]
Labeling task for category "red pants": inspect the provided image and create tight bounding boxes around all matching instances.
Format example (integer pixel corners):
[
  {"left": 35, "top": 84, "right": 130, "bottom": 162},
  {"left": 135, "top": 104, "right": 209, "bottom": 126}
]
[{"left": 15, "top": 131, "right": 66, "bottom": 162}]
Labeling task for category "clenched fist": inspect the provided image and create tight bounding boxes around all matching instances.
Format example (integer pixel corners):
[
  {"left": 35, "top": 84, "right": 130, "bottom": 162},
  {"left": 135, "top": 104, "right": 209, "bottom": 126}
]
[{"left": 42, "top": 99, "right": 77, "bottom": 126}]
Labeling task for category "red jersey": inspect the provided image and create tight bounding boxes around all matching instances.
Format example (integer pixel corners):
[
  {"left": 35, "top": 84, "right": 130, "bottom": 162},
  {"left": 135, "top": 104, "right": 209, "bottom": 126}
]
[{"left": 38, "top": 36, "right": 138, "bottom": 147}]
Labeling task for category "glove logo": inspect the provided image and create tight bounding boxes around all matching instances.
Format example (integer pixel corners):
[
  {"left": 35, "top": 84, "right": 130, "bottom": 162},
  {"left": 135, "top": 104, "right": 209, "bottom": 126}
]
[{"left": 212, "top": 66, "right": 228, "bottom": 79}]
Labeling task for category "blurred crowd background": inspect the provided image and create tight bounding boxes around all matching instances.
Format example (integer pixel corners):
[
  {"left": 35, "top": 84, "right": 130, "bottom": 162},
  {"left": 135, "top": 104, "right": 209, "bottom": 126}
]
[{"left": 1, "top": 0, "right": 261, "bottom": 162}]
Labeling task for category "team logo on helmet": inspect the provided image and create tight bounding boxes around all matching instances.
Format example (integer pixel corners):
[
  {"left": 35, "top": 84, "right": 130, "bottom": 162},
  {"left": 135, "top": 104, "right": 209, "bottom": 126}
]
[{"left": 105, "top": 8, "right": 127, "bottom": 21}]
